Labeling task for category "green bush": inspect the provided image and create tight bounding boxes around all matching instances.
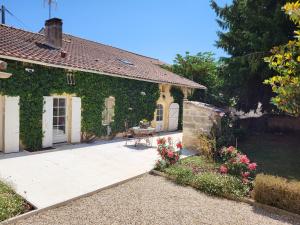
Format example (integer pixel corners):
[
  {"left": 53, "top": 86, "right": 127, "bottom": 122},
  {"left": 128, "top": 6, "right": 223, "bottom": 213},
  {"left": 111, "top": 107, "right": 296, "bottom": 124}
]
[
  {"left": 0, "top": 182, "right": 26, "bottom": 222},
  {"left": 253, "top": 174, "right": 300, "bottom": 214},
  {"left": 193, "top": 172, "right": 249, "bottom": 198},
  {"left": 165, "top": 166, "right": 194, "bottom": 185}
]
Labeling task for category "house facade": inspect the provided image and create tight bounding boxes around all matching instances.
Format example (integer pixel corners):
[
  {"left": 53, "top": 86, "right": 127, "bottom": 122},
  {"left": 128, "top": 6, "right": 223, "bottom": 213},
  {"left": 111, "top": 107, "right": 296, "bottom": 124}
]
[{"left": 0, "top": 18, "right": 204, "bottom": 153}]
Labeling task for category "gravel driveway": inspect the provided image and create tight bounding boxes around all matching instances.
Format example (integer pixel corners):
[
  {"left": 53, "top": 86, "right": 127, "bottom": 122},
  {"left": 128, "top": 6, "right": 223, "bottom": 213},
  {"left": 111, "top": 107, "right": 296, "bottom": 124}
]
[{"left": 12, "top": 175, "right": 300, "bottom": 225}]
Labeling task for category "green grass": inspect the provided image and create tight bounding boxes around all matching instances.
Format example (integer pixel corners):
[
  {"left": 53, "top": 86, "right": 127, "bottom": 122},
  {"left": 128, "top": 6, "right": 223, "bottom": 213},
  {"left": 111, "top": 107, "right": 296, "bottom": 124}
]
[
  {"left": 0, "top": 181, "right": 28, "bottom": 222},
  {"left": 240, "top": 133, "right": 300, "bottom": 181},
  {"left": 181, "top": 156, "right": 220, "bottom": 173}
]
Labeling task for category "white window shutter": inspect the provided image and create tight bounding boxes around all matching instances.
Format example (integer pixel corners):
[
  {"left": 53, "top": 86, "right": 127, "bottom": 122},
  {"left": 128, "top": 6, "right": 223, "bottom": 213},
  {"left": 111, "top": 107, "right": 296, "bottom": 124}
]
[
  {"left": 42, "top": 96, "right": 53, "bottom": 148},
  {"left": 4, "top": 96, "right": 20, "bottom": 153},
  {"left": 71, "top": 97, "right": 81, "bottom": 143}
]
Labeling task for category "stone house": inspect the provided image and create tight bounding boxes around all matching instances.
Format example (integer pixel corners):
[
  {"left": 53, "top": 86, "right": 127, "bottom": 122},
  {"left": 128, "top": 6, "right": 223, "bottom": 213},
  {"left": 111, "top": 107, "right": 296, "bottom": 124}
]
[{"left": 0, "top": 18, "right": 205, "bottom": 153}]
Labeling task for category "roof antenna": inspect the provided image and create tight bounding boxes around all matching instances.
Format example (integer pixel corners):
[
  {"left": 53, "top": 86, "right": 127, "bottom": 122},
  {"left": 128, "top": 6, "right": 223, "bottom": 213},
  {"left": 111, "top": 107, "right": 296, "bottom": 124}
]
[
  {"left": 1, "top": 4, "right": 5, "bottom": 24},
  {"left": 44, "top": 0, "right": 57, "bottom": 19}
]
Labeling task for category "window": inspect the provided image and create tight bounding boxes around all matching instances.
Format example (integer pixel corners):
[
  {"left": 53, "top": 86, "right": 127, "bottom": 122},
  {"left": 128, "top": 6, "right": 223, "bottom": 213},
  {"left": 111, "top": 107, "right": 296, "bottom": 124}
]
[
  {"left": 102, "top": 96, "right": 115, "bottom": 125},
  {"left": 66, "top": 73, "right": 75, "bottom": 85},
  {"left": 117, "top": 58, "right": 134, "bottom": 66},
  {"left": 156, "top": 104, "right": 163, "bottom": 121}
]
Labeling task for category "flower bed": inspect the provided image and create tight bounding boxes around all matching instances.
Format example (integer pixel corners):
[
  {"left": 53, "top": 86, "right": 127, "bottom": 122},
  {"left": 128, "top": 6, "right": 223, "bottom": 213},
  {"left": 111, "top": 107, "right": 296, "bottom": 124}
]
[
  {"left": 0, "top": 181, "right": 31, "bottom": 222},
  {"left": 154, "top": 140, "right": 256, "bottom": 199}
]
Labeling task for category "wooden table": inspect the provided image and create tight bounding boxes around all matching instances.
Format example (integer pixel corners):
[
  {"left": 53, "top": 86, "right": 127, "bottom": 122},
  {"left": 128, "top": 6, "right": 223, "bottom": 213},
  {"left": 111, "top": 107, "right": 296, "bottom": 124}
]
[{"left": 131, "top": 127, "right": 156, "bottom": 147}]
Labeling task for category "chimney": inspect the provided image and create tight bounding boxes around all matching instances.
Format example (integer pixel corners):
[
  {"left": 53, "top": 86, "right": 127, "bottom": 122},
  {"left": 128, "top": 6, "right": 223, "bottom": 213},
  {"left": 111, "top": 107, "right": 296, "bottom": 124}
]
[{"left": 45, "top": 18, "right": 63, "bottom": 49}]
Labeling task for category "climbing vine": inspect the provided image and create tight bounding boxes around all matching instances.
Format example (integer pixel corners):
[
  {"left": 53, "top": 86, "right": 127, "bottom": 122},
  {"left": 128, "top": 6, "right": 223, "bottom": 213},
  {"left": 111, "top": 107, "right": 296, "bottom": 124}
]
[{"left": 0, "top": 59, "right": 160, "bottom": 150}]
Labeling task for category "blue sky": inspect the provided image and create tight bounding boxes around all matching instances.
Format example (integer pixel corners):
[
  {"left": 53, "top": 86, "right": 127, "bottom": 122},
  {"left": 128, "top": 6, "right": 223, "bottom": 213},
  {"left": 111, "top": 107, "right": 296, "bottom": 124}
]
[{"left": 1, "top": 0, "right": 231, "bottom": 63}]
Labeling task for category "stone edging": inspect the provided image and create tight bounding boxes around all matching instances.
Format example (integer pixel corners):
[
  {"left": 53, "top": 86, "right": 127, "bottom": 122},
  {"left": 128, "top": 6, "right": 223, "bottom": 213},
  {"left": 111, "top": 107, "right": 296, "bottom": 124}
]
[
  {"left": 150, "top": 170, "right": 300, "bottom": 220},
  {"left": 0, "top": 172, "right": 148, "bottom": 225}
]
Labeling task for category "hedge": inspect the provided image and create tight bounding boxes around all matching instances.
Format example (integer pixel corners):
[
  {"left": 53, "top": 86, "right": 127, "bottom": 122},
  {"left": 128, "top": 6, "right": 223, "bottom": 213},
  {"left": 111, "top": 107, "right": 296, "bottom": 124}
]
[{"left": 253, "top": 174, "right": 300, "bottom": 214}]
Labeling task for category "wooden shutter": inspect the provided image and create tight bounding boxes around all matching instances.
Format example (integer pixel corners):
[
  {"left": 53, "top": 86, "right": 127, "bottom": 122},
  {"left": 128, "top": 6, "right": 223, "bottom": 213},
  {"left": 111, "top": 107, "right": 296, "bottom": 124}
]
[
  {"left": 42, "top": 96, "right": 53, "bottom": 148},
  {"left": 4, "top": 96, "right": 20, "bottom": 153},
  {"left": 71, "top": 97, "right": 81, "bottom": 143}
]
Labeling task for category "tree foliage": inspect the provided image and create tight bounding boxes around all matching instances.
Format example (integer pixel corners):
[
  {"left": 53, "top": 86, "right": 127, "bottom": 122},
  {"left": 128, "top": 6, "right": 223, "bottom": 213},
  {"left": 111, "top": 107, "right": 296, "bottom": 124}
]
[
  {"left": 264, "top": 1, "right": 300, "bottom": 116},
  {"left": 166, "top": 52, "right": 225, "bottom": 106},
  {"left": 211, "top": 0, "right": 295, "bottom": 112}
]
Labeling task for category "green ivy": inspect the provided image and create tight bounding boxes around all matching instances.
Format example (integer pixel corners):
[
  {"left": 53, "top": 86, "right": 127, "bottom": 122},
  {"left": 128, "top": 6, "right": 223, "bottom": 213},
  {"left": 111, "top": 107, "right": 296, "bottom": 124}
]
[
  {"left": 170, "top": 86, "right": 184, "bottom": 130},
  {"left": 0, "top": 59, "right": 160, "bottom": 150}
]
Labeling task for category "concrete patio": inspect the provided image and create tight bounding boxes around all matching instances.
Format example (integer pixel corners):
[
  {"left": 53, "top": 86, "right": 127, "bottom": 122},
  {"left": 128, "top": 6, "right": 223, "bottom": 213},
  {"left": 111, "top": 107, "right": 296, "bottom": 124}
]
[{"left": 0, "top": 132, "right": 190, "bottom": 209}]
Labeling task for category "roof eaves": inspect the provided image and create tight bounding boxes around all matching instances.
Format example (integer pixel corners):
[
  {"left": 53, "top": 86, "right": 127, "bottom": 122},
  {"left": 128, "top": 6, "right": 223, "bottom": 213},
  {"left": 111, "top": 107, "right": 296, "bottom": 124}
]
[{"left": 0, "top": 54, "right": 203, "bottom": 89}]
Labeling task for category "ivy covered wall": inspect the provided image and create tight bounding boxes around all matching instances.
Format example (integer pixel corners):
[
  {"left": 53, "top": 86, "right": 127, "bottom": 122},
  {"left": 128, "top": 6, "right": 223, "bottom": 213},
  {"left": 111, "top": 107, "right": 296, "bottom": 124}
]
[{"left": 0, "top": 59, "right": 160, "bottom": 150}]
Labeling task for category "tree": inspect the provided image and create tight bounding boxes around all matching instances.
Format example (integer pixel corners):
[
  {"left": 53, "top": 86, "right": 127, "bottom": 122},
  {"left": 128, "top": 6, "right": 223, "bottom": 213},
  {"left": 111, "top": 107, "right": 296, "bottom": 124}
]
[
  {"left": 166, "top": 52, "right": 225, "bottom": 106},
  {"left": 264, "top": 1, "right": 300, "bottom": 116},
  {"left": 211, "top": 0, "right": 295, "bottom": 112}
]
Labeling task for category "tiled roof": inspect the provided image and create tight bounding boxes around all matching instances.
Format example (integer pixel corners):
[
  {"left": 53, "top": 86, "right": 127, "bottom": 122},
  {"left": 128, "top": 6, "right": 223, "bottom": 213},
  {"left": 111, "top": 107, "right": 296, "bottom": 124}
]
[{"left": 0, "top": 24, "right": 205, "bottom": 89}]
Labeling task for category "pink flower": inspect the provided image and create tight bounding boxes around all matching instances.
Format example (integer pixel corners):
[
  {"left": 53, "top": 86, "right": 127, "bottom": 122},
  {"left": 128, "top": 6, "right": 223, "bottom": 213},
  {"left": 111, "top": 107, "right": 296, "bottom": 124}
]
[
  {"left": 239, "top": 155, "right": 250, "bottom": 164},
  {"left": 248, "top": 163, "right": 257, "bottom": 171},
  {"left": 167, "top": 151, "right": 174, "bottom": 158},
  {"left": 176, "top": 142, "right": 183, "bottom": 149},
  {"left": 220, "top": 165, "right": 228, "bottom": 174},
  {"left": 242, "top": 172, "right": 250, "bottom": 178},
  {"left": 227, "top": 146, "right": 235, "bottom": 153},
  {"left": 242, "top": 178, "right": 249, "bottom": 184},
  {"left": 229, "top": 158, "right": 236, "bottom": 164}
]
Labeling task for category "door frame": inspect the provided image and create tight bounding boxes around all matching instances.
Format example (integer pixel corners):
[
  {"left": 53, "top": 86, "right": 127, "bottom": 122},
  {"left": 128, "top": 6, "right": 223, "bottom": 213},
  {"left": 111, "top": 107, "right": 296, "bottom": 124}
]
[
  {"left": 156, "top": 104, "right": 164, "bottom": 132},
  {"left": 52, "top": 96, "right": 68, "bottom": 144}
]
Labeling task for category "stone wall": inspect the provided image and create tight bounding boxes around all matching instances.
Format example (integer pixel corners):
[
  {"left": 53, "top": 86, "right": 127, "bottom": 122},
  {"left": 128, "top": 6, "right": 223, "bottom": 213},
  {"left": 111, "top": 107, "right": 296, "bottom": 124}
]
[{"left": 182, "top": 101, "right": 223, "bottom": 151}]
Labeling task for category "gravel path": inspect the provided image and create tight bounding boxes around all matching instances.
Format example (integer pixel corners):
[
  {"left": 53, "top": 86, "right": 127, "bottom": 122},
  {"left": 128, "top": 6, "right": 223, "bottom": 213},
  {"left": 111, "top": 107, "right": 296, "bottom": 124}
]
[{"left": 12, "top": 175, "right": 300, "bottom": 225}]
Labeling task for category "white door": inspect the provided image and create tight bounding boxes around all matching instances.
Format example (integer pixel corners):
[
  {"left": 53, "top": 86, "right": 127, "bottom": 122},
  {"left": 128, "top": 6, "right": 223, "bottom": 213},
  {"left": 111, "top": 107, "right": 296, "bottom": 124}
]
[
  {"left": 42, "top": 96, "right": 53, "bottom": 148},
  {"left": 156, "top": 104, "right": 164, "bottom": 132},
  {"left": 4, "top": 96, "right": 20, "bottom": 153},
  {"left": 53, "top": 97, "right": 67, "bottom": 143},
  {"left": 71, "top": 97, "right": 81, "bottom": 143},
  {"left": 168, "top": 103, "right": 179, "bottom": 131}
]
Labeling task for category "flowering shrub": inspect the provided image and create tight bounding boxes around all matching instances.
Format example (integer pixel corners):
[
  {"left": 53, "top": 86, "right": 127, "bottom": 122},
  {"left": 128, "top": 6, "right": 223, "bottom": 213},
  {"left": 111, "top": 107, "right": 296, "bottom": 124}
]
[
  {"left": 219, "top": 146, "right": 257, "bottom": 184},
  {"left": 155, "top": 137, "right": 183, "bottom": 170}
]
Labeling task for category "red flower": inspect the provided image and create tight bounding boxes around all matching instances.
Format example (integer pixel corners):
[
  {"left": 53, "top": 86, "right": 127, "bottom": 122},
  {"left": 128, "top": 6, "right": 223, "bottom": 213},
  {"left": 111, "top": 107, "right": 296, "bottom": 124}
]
[
  {"left": 220, "top": 165, "right": 228, "bottom": 174},
  {"left": 242, "top": 172, "right": 250, "bottom": 178},
  {"left": 239, "top": 155, "right": 250, "bottom": 164},
  {"left": 227, "top": 146, "right": 235, "bottom": 153},
  {"left": 176, "top": 142, "right": 183, "bottom": 149},
  {"left": 167, "top": 150, "right": 174, "bottom": 158},
  {"left": 248, "top": 163, "right": 257, "bottom": 171}
]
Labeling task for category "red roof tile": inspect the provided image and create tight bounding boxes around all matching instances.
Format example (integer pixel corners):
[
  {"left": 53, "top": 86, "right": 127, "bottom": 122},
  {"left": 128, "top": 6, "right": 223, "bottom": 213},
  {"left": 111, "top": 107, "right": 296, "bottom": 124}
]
[{"left": 0, "top": 24, "right": 205, "bottom": 89}]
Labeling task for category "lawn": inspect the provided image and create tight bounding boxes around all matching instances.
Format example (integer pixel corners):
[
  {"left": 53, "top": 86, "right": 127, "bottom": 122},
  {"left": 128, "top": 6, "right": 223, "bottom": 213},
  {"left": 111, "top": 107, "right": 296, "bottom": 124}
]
[
  {"left": 0, "top": 181, "right": 29, "bottom": 222},
  {"left": 239, "top": 132, "right": 300, "bottom": 181}
]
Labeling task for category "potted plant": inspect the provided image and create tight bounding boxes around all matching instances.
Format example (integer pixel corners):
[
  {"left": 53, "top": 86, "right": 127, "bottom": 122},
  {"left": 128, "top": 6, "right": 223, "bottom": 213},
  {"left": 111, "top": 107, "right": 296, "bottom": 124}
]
[{"left": 139, "top": 119, "right": 150, "bottom": 129}]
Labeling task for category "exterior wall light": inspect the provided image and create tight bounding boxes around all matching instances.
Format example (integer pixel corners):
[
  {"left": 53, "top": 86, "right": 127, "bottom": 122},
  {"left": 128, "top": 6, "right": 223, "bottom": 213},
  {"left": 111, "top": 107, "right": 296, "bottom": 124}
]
[{"left": 25, "top": 68, "right": 35, "bottom": 73}]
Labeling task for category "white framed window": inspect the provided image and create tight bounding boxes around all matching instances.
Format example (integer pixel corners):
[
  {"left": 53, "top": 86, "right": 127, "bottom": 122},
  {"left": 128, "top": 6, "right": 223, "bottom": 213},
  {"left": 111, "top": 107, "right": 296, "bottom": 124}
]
[
  {"left": 102, "top": 96, "right": 115, "bottom": 125},
  {"left": 156, "top": 104, "right": 163, "bottom": 122}
]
